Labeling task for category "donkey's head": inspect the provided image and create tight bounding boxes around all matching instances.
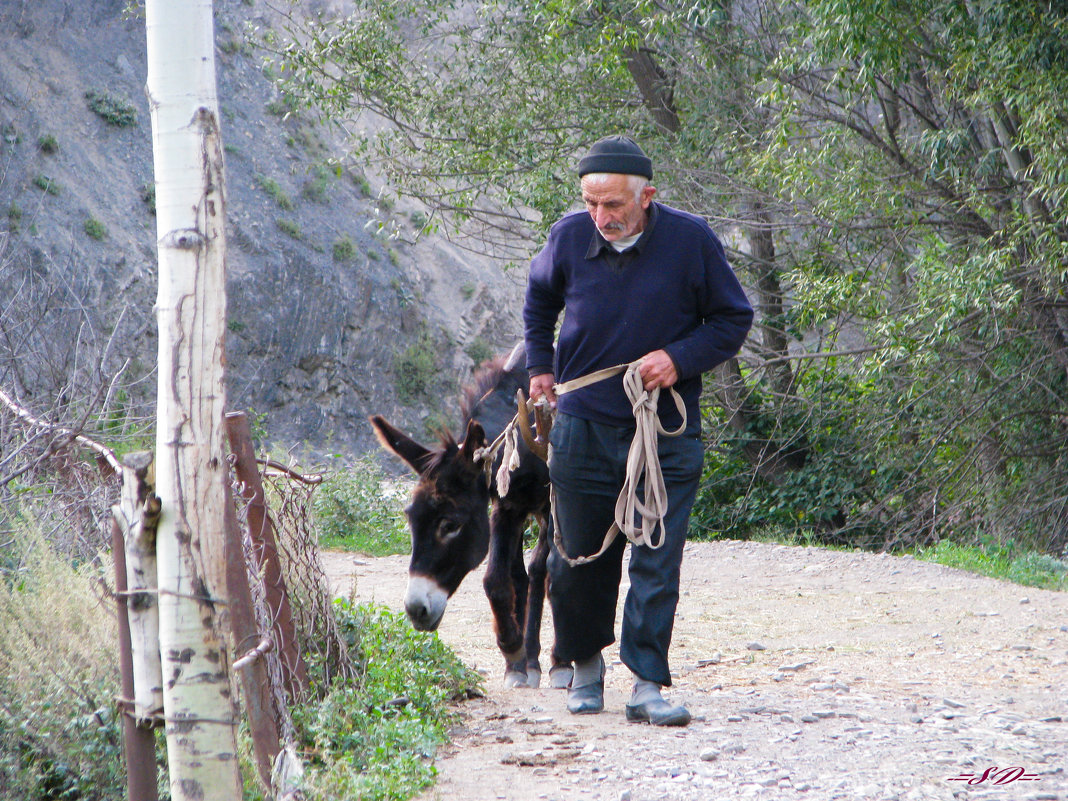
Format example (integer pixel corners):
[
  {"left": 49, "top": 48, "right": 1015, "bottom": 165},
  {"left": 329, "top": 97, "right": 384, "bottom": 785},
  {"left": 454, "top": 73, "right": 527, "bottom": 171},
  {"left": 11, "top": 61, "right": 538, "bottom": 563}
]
[{"left": 369, "top": 415, "right": 491, "bottom": 631}]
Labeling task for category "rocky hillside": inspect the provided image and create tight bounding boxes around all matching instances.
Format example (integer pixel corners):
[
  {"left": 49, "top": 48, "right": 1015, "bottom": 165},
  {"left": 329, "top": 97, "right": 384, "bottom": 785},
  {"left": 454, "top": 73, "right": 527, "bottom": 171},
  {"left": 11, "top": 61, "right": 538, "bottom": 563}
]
[{"left": 0, "top": 0, "right": 526, "bottom": 458}]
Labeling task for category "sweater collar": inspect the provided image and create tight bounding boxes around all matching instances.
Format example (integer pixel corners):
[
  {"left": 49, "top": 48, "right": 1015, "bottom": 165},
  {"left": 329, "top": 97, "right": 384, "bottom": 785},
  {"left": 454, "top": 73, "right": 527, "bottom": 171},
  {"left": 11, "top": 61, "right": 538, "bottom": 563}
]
[{"left": 585, "top": 202, "right": 660, "bottom": 260}]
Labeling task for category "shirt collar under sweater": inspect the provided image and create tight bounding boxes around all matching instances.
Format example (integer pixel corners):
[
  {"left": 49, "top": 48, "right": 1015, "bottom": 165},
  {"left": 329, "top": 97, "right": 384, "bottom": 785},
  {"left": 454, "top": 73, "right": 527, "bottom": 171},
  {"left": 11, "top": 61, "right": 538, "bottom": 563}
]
[{"left": 584, "top": 202, "right": 660, "bottom": 263}]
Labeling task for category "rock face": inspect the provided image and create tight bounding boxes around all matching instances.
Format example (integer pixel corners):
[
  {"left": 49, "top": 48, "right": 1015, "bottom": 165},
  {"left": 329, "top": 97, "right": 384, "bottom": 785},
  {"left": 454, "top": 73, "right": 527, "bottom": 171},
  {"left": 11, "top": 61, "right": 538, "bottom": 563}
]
[{"left": 0, "top": 0, "right": 525, "bottom": 456}]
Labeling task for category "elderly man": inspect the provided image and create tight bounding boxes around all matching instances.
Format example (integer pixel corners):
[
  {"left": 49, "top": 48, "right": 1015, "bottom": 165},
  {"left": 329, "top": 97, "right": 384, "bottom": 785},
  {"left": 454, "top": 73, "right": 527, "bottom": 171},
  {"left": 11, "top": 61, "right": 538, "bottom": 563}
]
[{"left": 523, "top": 135, "right": 752, "bottom": 725}]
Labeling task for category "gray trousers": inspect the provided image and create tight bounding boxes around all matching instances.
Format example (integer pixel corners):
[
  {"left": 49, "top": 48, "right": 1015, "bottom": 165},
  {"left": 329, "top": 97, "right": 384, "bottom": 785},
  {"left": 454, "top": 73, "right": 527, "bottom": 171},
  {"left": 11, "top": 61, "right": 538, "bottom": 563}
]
[{"left": 547, "top": 412, "right": 703, "bottom": 686}]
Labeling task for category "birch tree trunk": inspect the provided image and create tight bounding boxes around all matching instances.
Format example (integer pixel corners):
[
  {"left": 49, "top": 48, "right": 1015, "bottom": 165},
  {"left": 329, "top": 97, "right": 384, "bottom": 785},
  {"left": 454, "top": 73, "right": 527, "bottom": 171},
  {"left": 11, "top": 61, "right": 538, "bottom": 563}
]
[{"left": 145, "top": 1, "right": 243, "bottom": 798}]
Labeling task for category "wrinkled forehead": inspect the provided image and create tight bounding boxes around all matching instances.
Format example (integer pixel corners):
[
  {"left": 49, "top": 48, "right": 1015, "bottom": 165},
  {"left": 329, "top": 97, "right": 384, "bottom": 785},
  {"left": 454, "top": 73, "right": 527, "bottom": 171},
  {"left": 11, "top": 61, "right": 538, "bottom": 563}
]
[{"left": 581, "top": 172, "right": 645, "bottom": 201}]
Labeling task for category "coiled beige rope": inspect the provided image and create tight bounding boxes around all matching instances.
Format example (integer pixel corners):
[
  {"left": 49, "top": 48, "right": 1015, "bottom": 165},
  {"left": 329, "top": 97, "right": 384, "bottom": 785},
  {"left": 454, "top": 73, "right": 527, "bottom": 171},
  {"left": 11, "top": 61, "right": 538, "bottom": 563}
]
[{"left": 551, "top": 361, "right": 687, "bottom": 567}]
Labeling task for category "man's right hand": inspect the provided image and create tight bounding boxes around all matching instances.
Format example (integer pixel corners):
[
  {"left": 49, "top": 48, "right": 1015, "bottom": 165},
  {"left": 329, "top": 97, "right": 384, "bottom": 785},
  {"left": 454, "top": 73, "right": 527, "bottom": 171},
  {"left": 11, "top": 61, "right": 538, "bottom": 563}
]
[{"left": 529, "top": 373, "right": 557, "bottom": 409}]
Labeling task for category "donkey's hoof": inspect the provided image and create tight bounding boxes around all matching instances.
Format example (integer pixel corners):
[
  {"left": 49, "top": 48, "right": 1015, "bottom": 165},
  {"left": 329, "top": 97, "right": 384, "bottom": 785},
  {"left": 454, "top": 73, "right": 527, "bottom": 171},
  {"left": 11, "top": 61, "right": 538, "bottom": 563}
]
[
  {"left": 504, "top": 670, "right": 530, "bottom": 688},
  {"left": 548, "top": 664, "right": 574, "bottom": 689},
  {"left": 524, "top": 668, "right": 542, "bottom": 689}
]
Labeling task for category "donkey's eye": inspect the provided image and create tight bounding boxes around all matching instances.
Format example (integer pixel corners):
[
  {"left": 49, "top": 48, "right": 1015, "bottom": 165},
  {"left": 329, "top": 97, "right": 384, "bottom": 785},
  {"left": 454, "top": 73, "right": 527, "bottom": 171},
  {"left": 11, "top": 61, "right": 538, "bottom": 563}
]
[{"left": 436, "top": 519, "right": 462, "bottom": 543}]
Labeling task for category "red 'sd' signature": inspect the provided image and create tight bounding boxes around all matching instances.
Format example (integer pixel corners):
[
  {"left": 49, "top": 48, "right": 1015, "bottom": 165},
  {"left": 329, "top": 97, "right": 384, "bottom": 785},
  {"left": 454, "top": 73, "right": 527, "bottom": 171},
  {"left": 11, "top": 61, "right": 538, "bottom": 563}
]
[{"left": 948, "top": 767, "right": 1041, "bottom": 785}]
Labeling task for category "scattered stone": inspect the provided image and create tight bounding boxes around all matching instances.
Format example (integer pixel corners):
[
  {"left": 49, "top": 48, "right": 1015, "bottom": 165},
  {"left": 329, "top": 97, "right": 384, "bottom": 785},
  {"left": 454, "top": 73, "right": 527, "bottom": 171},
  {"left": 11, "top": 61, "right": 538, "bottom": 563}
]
[
  {"left": 722, "top": 741, "right": 746, "bottom": 754},
  {"left": 943, "top": 698, "right": 966, "bottom": 709},
  {"left": 747, "top": 642, "right": 767, "bottom": 651},
  {"left": 812, "top": 710, "right": 836, "bottom": 719},
  {"left": 779, "top": 660, "right": 814, "bottom": 672},
  {"left": 1020, "top": 597, "right": 1030, "bottom": 604},
  {"left": 801, "top": 714, "right": 819, "bottom": 723},
  {"left": 699, "top": 748, "right": 720, "bottom": 762},
  {"left": 619, "top": 791, "right": 632, "bottom": 801}
]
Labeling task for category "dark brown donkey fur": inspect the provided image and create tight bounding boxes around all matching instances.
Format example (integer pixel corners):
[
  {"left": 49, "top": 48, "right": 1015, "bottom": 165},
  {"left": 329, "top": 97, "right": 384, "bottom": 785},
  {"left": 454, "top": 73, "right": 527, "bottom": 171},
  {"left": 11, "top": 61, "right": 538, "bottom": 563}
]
[{"left": 369, "top": 344, "right": 571, "bottom": 688}]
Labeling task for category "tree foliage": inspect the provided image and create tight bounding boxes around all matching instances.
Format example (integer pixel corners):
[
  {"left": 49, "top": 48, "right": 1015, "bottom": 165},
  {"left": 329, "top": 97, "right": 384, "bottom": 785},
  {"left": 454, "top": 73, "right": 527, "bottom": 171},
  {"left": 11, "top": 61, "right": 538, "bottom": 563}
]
[{"left": 271, "top": 0, "right": 1068, "bottom": 552}]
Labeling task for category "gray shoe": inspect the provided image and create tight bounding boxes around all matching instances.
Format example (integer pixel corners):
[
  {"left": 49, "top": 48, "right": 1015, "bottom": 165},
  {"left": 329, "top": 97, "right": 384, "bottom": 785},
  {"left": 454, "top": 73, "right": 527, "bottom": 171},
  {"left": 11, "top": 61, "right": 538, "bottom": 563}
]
[
  {"left": 567, "top": 654, "right": 605, "bottom": 714},
  {"left": 566, "top": 680, "right": 605, "bottom": 714},
  {"left": 625, "top": 698, "right": 691, "bottom": 726}
]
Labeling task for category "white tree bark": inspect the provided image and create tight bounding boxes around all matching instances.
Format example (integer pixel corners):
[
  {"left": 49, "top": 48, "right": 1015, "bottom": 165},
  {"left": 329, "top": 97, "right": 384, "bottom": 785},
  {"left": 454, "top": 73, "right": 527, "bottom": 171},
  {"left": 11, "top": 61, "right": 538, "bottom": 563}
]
[
  {"left": 145, "top": 1, "right": 243, "bottom": 798},
  {"left": 113, "top": 451, "right": 165, "bottom": 724}
]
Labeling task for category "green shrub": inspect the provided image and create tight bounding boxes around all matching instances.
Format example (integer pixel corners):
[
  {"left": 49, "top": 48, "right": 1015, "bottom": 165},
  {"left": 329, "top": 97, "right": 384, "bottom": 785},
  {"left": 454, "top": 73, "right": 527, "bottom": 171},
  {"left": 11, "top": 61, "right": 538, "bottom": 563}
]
[
  {"left": 140, "top": 182, "right": 156, "bottom": 215},
  {"left": 6, "top": 203, "right": 21, "bottom": 228},
  {"left": 32, "top": 174, "right": 60, "bottom": 195},
  {"left": 464, "top": 338, "right": 494, "bottom": 367},
  {"left": 0, "top": 531, "right": 125, "bottom": 800},
  {"left": 301, "top": 164, "right": 334, "bottom": 203},
  {"left": 332, "top": 235, "right": 356, "bottom": 263},
  {"left": 312, "top": 456, "right": 409, "bottom": 555},
  {"left": 265, "top": 97, "right": 293, "bottom": 117},
  {"left": 294, "top": 601, "right": 480, "bottom": 801},
  {"left": 84, "top": 90, "right": 137, "bottom": 127},
  {"left": 256, "top": 174, "right": 294, "bottom": 211},
  {"left": 84, "top": 217, "right": 107, "bottom": 240},
  {"left": 37, "top": 134, "right": 58, "bottom": 154},
  {"left": 393, "top": 329, "right": 439, "bottom": 405},
  {"left": 276, "top": 218, "right": 302, "bottom": 239},
  {"left": 350, "top": 171, "right": 372, "bottom": 197}
]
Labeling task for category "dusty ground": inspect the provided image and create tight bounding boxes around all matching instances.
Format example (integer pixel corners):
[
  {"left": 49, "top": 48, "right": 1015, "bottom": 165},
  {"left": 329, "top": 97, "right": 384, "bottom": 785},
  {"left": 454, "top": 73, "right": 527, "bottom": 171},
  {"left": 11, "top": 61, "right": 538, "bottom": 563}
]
[{"left": 321, "top": 540, "right": 1068, "bottom": 801}]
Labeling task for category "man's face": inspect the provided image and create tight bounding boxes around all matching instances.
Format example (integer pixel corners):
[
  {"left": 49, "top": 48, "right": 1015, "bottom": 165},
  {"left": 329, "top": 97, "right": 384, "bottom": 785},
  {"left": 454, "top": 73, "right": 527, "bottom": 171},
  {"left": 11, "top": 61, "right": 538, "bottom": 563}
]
[{"left": 581, "top": 174, "right": 656, "bottom": 242}]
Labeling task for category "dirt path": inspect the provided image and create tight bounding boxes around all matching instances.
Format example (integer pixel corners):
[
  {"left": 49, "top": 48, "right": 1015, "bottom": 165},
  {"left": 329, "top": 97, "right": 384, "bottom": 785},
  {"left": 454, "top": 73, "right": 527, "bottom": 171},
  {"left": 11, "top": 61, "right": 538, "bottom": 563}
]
[{"left": 322, "top": 541, "right": 1067, "bottom": 801}]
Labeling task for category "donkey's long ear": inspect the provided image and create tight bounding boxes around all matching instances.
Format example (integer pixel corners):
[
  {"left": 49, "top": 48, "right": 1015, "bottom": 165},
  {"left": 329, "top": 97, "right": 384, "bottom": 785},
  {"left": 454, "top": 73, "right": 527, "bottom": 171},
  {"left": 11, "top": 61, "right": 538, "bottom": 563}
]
[
  {"left": 459, "top": 419, "right": 486, "bottom": 463},
  {"left": 369, "top": 415, "right": 433, "bottom": 475}
]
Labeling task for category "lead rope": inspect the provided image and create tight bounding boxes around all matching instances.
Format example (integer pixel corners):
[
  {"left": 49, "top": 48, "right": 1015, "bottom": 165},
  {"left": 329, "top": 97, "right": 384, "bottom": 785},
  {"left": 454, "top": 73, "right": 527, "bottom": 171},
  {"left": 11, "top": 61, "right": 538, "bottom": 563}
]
[{"left": 550, "top": 361, "right": 687, "bottom": 567}]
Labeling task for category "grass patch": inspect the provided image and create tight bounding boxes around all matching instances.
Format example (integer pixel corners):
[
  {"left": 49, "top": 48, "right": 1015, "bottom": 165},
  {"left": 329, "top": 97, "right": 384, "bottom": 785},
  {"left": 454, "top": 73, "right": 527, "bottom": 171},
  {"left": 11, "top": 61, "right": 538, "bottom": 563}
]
[
  {"left": 32, "top": 174, "right": 60, "bottom": 195},
  {"left": 140, "top": 182, "right": 156, "bottom": 215},
  {"left": 276, "top": 218, "right": 302, "bottom": 240},
  {"left": 463, "top": 338, "right": 494, "bottom": 367},
  {"left": 332, "top": 235, "right": 356, "bottom": 263},
  {"left": 83, "top": 217, "right": 107, "bottom": 240},
  {"left": 265, "top": 97, "right": 293, "bottom": 117},
  {"left": 256, "top": 174, "right": 294, "bottom": 211},
  {"left": 302, "top": 164, "right": 334, "bottom": 203},
  {"left": 37, "top": 134, "right": 58, "bottom": 154},
  {"left": 393, "top": 328, "right": 439, "bottom": 405},
  {"left": 313, "top": 456, "right": 409, "bottom": 555},
  {"left": 84, "top": 90, "right": 137, "bottom": 127},
  {"left": 295, "top": 601, "right": 480, "bottom": 801},
  {"left": 0, "top": 531, "right": 126, "bottom": 800},
  {"left": 916, "top": 538, "right": 1068, "bottom": 590},
  {"left": 350, "top": 170, "right": 372, "bottom": 197}
]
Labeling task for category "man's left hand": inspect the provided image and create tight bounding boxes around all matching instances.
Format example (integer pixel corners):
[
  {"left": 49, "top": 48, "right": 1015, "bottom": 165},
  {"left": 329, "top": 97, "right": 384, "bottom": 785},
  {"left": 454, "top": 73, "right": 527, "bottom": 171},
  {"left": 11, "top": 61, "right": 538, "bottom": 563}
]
[{"left": 639, "top": 350, "right": 678, "bottom": 391}]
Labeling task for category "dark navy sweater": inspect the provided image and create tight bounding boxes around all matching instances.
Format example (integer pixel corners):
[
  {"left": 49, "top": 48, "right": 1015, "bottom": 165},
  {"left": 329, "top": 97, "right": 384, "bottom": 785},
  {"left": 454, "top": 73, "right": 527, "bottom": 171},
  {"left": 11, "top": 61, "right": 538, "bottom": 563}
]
[{"left": 523, "top": 202, "right": 753, "bottom": 429}]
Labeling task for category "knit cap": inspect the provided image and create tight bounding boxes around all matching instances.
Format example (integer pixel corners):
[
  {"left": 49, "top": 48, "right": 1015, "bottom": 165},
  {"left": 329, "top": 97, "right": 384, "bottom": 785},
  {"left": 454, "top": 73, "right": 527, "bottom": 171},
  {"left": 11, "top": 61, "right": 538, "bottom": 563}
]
[{"left": 577, "top": 135, "right": 653, "bottom": 179}]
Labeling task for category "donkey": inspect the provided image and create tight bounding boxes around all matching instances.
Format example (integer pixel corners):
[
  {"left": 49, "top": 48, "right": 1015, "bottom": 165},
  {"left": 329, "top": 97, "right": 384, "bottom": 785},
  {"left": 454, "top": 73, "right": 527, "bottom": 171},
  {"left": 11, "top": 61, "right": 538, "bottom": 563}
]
[{"left": 369, "top": 344, "right": 571, "bottom": 689}]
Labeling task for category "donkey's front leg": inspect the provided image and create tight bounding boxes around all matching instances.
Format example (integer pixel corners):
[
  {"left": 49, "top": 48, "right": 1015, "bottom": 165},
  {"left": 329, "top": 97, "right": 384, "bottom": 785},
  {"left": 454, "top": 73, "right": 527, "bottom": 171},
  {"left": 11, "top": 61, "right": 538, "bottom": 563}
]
[
  {"left": 525, "top": 514, "right": 572, "bottom": 689},
  {"left": 483, "top": 504, "right": 528, "bottom": 687}
]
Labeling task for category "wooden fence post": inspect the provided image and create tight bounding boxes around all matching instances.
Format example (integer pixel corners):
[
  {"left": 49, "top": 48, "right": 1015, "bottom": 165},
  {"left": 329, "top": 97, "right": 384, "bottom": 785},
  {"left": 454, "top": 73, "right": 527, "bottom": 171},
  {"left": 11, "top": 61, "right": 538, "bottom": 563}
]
[
  {"left": 225, "top": 411, "right": 308, "bottom": 701},
  {"left": 111, "top": 516, "right": 160, "bottom": 801},
  {"left": 224, "top": 488, "right": 281, "bottom": 788}
]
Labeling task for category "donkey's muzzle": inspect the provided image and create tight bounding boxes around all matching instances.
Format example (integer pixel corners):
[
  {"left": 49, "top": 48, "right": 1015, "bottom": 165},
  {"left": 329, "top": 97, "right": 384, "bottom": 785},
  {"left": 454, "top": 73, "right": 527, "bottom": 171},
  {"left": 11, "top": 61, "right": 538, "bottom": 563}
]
[{"left": 404, "top": 575, "right": 448, "bottom": 631}]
